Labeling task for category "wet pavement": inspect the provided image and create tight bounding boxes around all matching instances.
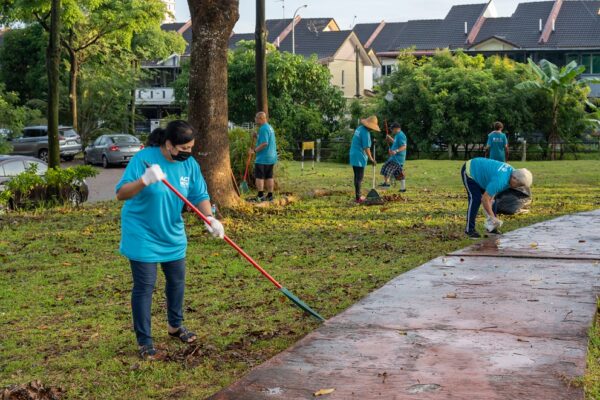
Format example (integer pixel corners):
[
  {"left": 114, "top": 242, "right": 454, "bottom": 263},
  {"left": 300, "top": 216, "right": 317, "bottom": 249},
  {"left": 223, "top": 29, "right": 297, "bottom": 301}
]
[{"left": 209, "top": 211, "right": 600, "bottom": 399}]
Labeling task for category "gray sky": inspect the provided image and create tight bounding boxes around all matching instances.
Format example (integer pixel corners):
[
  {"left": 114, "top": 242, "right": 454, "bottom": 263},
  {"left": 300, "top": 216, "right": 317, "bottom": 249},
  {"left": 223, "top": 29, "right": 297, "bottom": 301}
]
[{"left": 174, "top": 0, "right": 530, "bottom": 32}]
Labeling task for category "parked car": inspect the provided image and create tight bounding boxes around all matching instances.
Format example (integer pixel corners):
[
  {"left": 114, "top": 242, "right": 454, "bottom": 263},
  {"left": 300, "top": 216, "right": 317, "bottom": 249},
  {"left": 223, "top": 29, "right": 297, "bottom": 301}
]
[
  {"left": 0, "top": 155, "right": 89, "bottom": 209},
  {"left": 84, "top": 134, "right": 144, "bottom": 168},
  {"left": 9, "top": 126, "right": 82, "bottom": 162}
]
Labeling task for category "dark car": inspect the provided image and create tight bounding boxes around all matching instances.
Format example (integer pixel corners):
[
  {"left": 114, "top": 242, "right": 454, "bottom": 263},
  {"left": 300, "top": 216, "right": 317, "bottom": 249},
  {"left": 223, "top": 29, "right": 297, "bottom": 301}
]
[
  {"left": 84, "top": 134, "right": 144, "bottom": 168},
  {"left": 0, "top": 155, "right": 89, "bottom": 209}
]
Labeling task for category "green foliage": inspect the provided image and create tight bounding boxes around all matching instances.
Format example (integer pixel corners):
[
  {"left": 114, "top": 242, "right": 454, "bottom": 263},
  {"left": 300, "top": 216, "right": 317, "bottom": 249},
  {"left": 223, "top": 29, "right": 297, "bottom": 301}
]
[
  {"left": 516, "top": 58, "right": 600, "bottom": 158},
  {"left": 0, "top": 24, "right": 48, "bottom": 105},
  {"left": 131, "top": 25, "right": 187, "bottom": 61},
  {"left": 228, "top": 127, "right": 254, "bottom": 179},
  {"left": 174, "top": 41, "right": 347, "bottom": 145},
  {"left": 377, "top": 51, "right": 596, "bottom": 160},
  {"left": 0, "top": 84, "right": 43, "bottom": 153},
  {"left": 2, "top": 164, "right": 97, "bottom": 209},
  {"left": 77, "top": 49, "right": 138, "bottom": 144}
]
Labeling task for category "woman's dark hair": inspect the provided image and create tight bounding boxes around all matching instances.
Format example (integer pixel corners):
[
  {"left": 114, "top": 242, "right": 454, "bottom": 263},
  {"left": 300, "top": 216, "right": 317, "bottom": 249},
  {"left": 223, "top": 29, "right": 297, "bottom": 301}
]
[{"left": 146, "top": 120, "right": 195, "bottom": 147}]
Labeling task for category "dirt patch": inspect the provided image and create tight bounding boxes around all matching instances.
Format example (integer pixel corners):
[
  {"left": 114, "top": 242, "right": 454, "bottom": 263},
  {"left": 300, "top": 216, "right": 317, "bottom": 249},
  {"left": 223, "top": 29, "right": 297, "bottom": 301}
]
[
  {"left": 382, "top": 194, "right": 409, "bottom": 203},
  {"left": 2, "top": 381, "right": 65, "bottom": 400}
]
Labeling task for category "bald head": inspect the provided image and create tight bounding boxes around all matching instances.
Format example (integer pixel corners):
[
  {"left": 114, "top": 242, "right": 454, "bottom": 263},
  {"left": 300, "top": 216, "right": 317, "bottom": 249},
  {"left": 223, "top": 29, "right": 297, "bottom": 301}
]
[{"left": 255, "top": 111, "right": 267, "bottom": 126}]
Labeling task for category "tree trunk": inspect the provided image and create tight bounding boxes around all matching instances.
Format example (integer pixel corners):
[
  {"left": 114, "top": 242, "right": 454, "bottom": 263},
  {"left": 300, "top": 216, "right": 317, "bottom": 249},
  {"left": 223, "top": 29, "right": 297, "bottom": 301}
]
[
  {"left": 187, "top": 0, "right": 240, "bottom": 208},
  {"left": 47, "top": 0, "right": 61, "bottom": 168},
  {"left": 255, "top": 0, "right": 268, "bottom": 114},
  {"left": 67, "top": 43, "right": 79, "bottom": 134}
]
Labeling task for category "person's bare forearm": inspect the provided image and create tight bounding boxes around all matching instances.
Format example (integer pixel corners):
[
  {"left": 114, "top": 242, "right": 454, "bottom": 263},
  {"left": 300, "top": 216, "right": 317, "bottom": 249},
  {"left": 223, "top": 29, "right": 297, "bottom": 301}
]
[
  {"left": 365, "top": 148, "right": 375, "bottom": 163},
  {"left": 116, "top": 179, "right": 146, "bottom": 201},
  {"left": 197, "top": 199, "right": 213, "bottom": 217},
  {"left": 482, "top": 193, "right": 495, "bottom": 217},
  {"left": 254, "top": 143, "right": 267, "bottom": 153}
]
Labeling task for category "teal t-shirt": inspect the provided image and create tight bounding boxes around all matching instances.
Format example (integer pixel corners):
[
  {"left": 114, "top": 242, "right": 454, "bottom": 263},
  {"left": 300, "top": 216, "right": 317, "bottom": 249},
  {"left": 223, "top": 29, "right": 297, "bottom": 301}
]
[
  {"left": 467, "top": 157, "right": 513, "bottom": 197},
  {"left": 487, "top": 132, "right": 508, "bottom": 162},
  {"left": 115, "top": 147, "right": 210, "bottom": 263},
  {"left": 255, "top": 123, "right": 278, "bottom": 165},
  {"left": 349, "top": 125, "right": 372, "bottom": 167},
  {"left": 389, "top": 131, "right": 407, "bottom": 165}
]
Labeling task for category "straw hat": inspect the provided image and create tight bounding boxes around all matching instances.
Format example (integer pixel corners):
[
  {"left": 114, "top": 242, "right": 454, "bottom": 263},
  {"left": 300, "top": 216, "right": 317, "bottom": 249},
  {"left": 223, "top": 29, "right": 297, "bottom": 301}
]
[{"left": 360, "top": 115, "right": 381, "bottom": 132}]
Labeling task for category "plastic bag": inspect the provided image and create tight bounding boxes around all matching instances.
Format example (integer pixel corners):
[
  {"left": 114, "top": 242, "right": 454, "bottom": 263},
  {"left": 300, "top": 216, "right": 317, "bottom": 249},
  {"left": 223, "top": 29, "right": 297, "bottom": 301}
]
[{"left": 495, "top": 187, "right": 532, "bottom": 215}]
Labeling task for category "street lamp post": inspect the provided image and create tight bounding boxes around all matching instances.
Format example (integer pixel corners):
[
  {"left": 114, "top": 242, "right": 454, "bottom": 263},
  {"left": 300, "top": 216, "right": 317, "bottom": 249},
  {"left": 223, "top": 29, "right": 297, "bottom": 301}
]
[{"left": 292, "top": 4, "right": 307, "bottom": 55}]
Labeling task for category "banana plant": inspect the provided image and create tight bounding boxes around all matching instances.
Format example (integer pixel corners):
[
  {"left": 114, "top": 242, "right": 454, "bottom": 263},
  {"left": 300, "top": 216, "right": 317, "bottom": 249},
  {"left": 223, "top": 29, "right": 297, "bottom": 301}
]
[{"left": 516, "top": 58, "right": 600, "bottom": 160}]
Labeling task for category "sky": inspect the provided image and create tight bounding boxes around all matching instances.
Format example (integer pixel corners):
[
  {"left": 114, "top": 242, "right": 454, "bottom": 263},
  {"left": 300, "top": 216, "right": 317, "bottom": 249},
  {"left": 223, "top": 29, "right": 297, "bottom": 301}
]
[{"left": 174, "top": 0, "right": 530, "bottom": 32}]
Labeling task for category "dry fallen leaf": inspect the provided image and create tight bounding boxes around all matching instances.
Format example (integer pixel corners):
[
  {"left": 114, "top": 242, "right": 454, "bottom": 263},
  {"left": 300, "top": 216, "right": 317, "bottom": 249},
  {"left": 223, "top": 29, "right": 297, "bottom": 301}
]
[
  {"left": 529, "top": 242, "right": 538, "bottom": 249},
  {"left": 446, "top": 293, "right": 457, "bottom": 299},
  {"left": 314, "top": 388, "right": 335, "bottom": 396},
  {"left": 578, "top": 240, "right": 586, "bottom": 243}
]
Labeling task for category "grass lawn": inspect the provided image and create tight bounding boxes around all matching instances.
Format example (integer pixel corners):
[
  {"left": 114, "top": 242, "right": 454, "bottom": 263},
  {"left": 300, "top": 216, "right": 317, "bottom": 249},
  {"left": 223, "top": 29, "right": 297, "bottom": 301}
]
[{"left": 1, "top": 160, "right": 599, "bottom": 399}]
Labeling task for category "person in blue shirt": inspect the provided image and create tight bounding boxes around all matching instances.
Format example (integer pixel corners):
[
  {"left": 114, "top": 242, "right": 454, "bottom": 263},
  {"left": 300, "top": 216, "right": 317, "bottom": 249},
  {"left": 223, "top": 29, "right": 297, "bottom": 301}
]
[
  {"left": 379, "top": 122, "right": 407, "bottom": 192},
  {"left": 116, "top": 120, "right": 225, "bottom": 360},
  {"left": 461, "top": 157, "right": 532, "bottom": 239},
  {"left": 250, "top": 111, "right": 278, "bottom": 202},
  {"left": 485, "top": 121, "right": 509, "bottom": 162},
  {"left": 349, "top": 115, "right": 378, "bottom": 203}
]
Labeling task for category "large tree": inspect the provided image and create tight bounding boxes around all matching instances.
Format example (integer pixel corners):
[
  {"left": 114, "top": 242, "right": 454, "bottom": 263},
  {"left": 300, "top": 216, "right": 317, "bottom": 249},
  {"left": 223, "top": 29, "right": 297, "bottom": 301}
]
[
  {"left": 187, "top": 0, "right": 240, "bottom": 208},
  {"left": 31, "top": 0, "right": 166, "bottom": 133}
]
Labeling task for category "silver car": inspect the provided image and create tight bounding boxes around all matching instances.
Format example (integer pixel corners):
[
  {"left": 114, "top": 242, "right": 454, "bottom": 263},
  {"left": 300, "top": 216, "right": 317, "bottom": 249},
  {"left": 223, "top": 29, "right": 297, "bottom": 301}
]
[
  {"left": 84, "top": 134, "right": 144, "bottom": 168},
  {"left": 9, "top": 126, "right": 82, "bottom": 162}
]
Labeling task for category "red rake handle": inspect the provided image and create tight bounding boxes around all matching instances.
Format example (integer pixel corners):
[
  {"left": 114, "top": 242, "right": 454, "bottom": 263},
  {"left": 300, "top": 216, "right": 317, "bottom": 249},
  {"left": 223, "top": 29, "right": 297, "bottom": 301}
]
[
  {"left": 144, "top": 163, "right": 283, "bottom": 289},
  {"left": 242, "top": 151, "right": 252, "bottom": 181}
]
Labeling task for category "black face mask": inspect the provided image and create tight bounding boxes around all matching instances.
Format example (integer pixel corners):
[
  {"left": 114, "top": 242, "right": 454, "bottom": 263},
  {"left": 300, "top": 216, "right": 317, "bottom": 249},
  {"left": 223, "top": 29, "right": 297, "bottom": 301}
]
[{"left": 172, "top": 151, "right": 192, "bottom": 162}]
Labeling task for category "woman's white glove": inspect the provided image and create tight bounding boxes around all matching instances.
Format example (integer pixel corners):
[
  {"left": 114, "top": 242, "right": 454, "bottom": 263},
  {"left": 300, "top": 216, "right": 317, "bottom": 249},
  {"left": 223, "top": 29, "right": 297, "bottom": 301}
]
[
  {"left": 141, "top": 164, "right": 166, "bottom": 186},
  {"left": 204, "top": 216, "right": 225, "bottom": 239}
]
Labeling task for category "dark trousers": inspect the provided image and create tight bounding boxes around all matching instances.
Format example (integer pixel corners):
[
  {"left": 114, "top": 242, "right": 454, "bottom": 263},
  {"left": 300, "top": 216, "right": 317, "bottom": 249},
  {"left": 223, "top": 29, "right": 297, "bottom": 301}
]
[
  {"left": 352, "top": 166, "right": 365, "bottom": 199},
  {"left": 461, "top": 164, "right": 496, "bottom": 233},
  {"left": 130, "top": 258, "right": 186, "bottom": 346}
]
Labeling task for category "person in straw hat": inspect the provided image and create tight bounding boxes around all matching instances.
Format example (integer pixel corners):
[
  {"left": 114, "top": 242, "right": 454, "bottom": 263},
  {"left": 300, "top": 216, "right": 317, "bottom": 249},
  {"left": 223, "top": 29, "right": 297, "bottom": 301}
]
[
  {"left": 349, "top": 115, "right": 379, "bottom": 203},
  {"left": 461, "top": 157, "right": 533, "bottom": 239}
]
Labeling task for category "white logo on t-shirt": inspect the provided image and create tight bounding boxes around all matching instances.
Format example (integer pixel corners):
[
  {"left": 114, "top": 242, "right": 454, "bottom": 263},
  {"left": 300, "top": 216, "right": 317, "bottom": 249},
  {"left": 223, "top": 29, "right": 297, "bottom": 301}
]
[{"left": 180, "top": 176, "right": 190, "bottom": 187}]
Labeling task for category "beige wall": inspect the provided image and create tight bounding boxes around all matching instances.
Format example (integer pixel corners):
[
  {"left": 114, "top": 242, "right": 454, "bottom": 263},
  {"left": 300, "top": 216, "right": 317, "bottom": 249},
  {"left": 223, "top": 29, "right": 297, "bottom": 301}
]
[
  {"left": 328, "top": 60, "right": 362, "bottom": 98},
  {"left": 471, "top": 39, "right": 517, "bottom": 51},
  {"left": 326, "top": 39, "right": 374, "bottom": 98}
]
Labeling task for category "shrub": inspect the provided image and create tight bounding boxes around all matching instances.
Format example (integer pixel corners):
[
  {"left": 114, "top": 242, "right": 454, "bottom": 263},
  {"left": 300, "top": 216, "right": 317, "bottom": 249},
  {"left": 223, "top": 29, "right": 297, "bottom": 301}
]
[{"left": 1, "top": 164, "right": 97, "bottom": 210}]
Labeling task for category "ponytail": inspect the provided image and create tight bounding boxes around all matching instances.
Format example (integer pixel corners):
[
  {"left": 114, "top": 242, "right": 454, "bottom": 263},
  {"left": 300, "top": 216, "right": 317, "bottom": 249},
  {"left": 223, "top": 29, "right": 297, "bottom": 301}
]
[{"left": 147, "top": 127, "right": 166, "bottom": 147}]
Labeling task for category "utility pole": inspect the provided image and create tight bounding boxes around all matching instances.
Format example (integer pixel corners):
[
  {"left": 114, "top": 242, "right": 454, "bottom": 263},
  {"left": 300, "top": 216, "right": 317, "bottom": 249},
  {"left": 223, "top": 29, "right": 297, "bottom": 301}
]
[{"left": 255, "top": 0, "right": 268, "bottom": 115}]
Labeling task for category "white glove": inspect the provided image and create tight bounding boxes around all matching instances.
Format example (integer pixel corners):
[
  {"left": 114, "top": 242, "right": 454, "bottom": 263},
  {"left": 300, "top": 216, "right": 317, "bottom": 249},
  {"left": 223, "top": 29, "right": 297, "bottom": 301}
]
[
  {"left": 204, "top": 216, "right": 225, "bottom": 239},
  {"left": 484, "top": 214, "right": 503, "bottom": 232},
  {"left": 141, "top": 164, "right": 166, "bottom": 186}
]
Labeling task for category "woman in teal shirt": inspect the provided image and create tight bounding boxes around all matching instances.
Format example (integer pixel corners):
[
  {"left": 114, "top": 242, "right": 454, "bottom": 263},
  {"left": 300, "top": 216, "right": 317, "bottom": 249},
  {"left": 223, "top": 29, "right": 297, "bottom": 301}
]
[
  {"left": 116, "top": 120, "right": 225, "bottom": 360},
  {"left": 349, "top": 116, "right": 378, "bottom": 203}
]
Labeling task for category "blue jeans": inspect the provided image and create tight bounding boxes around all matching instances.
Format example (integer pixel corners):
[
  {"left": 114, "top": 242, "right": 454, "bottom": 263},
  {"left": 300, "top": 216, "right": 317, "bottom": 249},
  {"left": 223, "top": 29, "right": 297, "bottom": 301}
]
[
  {"left": 130, "top": 258, "right": 186, "bottom": 346},
  {"left": 461, "top": 164, "right": 497, "bottom": 233}
]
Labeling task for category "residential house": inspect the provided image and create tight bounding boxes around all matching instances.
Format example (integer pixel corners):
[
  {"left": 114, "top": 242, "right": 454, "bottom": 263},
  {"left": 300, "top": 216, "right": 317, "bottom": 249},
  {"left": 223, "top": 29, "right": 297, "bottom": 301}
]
[
  {"left": 353, "top": 0, "right": 600, "bottom": 96},
  {"left": 134, "top": 21, "right": 191, "bottom": 132},
  {"left": 230, "top": 17, "right": 381, "bottom": 98}
]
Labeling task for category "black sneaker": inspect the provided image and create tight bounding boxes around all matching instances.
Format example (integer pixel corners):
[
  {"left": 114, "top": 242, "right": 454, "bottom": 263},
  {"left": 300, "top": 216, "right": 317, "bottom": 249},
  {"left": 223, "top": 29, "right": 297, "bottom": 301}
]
[
  {"left": 266, "top": 195, "right": 274, "bottom": 202},
  {"left": 488, "top": 228, "right": 502, "bottom": 235},
  {"left": 253, "top": 195, "right": 265, "bottom": 203},
  {"left": 466, "top": 231, "right": 481, "bottom": 239}
]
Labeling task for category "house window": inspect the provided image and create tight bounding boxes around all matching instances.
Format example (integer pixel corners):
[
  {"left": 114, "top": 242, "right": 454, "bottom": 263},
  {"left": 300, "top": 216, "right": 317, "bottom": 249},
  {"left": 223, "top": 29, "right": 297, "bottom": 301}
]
[
  {"left": 341, "top": 70, "right": 345, "bottom": 86},
  {"left": 381, "top": 65, "right": 393, "bottom": 76},
  {"left": 566, "top": 54, "right": 579, "bottom": 65},
  {"left": 580, "top": 54, "right": 600, "bottom": 74}
]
